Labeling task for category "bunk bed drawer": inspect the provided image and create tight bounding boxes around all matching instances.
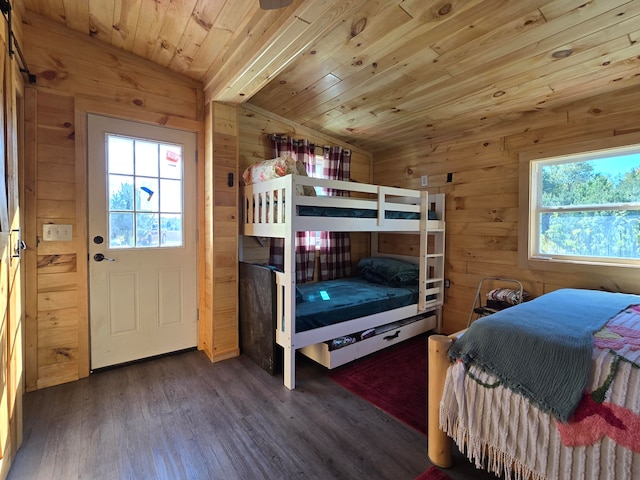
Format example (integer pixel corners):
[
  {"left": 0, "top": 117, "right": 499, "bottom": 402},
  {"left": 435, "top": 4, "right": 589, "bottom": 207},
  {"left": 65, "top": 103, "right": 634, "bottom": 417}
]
[{"left": 300, "top": 311, "right": 437, "bottom": 369}]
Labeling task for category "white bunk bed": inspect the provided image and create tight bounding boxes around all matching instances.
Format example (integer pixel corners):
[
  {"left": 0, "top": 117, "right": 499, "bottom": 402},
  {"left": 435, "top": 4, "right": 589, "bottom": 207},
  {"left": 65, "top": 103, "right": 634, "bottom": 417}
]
[{"left": 240, "top": 173, "right": 445, "bottom": 389}]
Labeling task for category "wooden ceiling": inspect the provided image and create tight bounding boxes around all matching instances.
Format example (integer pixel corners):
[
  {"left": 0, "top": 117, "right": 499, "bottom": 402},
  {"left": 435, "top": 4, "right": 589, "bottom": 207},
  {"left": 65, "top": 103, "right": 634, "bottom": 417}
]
[{"left": 20, "top": 0, "right": 640, "bottom": 152}]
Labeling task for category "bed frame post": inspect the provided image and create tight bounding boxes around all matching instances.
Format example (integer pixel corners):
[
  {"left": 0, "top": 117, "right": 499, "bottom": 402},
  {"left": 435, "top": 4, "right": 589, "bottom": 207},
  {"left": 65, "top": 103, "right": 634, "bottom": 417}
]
[
  {"left": 428, "top": 334, "right": 454, "bottom": 468},
  {"left": 283, "top": 345, "right": 295, "bottom": 390},
  {"left": 283, "top": 176, "right": 296, "bottom": 390}
]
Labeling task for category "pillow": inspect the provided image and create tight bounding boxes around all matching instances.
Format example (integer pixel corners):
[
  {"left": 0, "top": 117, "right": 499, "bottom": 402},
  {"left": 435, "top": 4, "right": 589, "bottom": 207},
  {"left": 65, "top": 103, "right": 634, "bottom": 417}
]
[
  {"left": 242, "top": 156, "right": 297, "bottom": 185},
  {"left": 242, "top": 156, "right": 316, "bottom": 196},
  {"left": 357, "top": 256, "right": 419, "bottom": 286}
]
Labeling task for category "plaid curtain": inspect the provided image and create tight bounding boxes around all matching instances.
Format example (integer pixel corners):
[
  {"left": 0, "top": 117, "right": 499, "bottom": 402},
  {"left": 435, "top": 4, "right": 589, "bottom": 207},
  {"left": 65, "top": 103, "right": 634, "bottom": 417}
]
[
  {"left": 319, "top": 147, "right": 352, "bottom": 280},
  {"left": 268, "top": 136, "right": 316, "bottom": 284}
]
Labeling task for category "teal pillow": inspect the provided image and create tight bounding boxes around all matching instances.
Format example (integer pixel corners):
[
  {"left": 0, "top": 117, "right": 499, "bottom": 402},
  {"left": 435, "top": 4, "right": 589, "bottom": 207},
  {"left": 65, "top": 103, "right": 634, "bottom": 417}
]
[{"left": 357, "top": 256, "right": 419, "bottom": 286}]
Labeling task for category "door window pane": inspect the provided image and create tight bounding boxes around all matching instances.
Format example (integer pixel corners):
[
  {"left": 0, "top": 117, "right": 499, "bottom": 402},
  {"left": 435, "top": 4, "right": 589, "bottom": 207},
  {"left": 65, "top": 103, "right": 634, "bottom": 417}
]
[
  {"left": 107, "top": 134, "right": 185, "bottom": 249},
  {"left": 109, "top": 175, "right": 134, "bottom": 211},
  {"left": 109, "top": 213, "right": 134, "bottom": 248},
  {"left": 136, "top": 177, "right": 159, "bottom": 212},
  {"left": 137, "top": 213, "right": 159, "bottom": 247},
  {"left": 108, "top": 136, "right": 134, "bottom": 175},
  {"left": 160, "top": 145, "right": 182, "bottom": 179},
  {"left": 161, "top": 214, "right": 182, "bottom": 247},
  {"left": 135, "top": 141, "right": 159, "bottom": 177},
  {"left": 160, "top": 179, "right": 181, "bottom": 213}
]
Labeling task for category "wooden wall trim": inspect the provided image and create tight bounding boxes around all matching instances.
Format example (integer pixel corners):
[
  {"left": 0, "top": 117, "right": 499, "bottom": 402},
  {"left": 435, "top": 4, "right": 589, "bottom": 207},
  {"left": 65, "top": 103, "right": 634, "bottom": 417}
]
[
  {"left": 73, "top": 102, "right": 89, "bottom": 378},
  {"left": 199, "top": 102, "right": 213, "bottom": 360}
]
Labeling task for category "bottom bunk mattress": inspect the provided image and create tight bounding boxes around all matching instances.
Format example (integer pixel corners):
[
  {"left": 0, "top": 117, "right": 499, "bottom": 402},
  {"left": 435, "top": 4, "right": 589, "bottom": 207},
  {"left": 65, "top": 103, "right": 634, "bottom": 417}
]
[{"left": 294, "top": 277, "right": 418, "bottom": 332}]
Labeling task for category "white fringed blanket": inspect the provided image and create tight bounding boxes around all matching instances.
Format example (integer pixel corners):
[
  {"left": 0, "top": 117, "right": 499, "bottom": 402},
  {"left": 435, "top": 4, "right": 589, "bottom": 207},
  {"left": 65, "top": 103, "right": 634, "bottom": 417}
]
[{"left": 440, "top": 305, "right": 640, "bottom": 480}]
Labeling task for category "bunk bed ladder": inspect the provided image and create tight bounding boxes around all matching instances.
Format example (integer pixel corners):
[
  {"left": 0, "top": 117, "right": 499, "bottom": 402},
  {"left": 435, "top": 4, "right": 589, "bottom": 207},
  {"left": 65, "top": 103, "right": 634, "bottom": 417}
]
[{"left": 419, "top": 192, "right": 445, "bottom": 332}]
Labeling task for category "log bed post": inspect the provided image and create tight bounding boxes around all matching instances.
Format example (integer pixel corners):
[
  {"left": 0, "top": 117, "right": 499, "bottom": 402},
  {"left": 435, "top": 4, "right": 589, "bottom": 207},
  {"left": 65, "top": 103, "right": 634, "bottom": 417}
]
[{"left": 428, "top": 334, "right": 454, "bottom": 468}]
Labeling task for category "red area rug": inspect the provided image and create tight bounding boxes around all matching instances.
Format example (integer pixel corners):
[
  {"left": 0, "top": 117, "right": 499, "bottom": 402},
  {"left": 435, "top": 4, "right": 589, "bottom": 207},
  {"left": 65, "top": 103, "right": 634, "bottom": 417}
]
[
  {"left": 415, "top": 466, "right": 452, "bottom": 480},
  {"left": 328, "top": 334, "right": 426, "bottom": 433}
]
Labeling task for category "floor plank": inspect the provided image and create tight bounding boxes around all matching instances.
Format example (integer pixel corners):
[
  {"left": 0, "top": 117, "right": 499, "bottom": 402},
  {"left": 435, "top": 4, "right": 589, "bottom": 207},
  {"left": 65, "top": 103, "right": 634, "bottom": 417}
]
[{"left": 8, "top": 349, "right": 496, "bottom": 480}]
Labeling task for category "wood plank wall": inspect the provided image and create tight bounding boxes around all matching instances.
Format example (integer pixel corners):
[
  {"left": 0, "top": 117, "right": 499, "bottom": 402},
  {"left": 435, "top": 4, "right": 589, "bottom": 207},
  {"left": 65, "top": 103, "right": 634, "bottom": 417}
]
[
  {"left": 200, "top": 102, "right": 240, "bottom": 362},
  {"left": 1, "top": 1, "right": 26, "bottom": 476},
  {"left": 238, "top": 103, "right": 373, "bottom": 266},
  {"left": 373, "top": 84, "right": 640, "bottom": 334},
  {"left": 21, "top": 12, "right": 205, "bottom": 391}
]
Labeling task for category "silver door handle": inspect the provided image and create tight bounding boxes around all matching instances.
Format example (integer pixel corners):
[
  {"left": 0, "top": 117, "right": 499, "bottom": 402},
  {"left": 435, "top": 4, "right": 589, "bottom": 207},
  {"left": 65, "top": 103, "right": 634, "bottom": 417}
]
[{"left": 93, "top": 253, "right": 115, "bottom": 262}]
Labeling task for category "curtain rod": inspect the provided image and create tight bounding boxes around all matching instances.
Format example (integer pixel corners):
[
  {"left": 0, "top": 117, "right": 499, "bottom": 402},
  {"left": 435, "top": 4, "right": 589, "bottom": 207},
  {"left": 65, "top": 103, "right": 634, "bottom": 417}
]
[{"left": 267, "top": 134, "right": 351, "bottom": 154}]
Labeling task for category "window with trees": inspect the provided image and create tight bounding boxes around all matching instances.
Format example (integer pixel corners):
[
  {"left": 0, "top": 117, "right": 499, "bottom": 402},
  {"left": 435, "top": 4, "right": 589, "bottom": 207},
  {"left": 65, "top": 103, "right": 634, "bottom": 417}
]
[
  {"left": 528, "top": 145, "right": 640, "bottom": 266},
  {"left": 107, "top": 134, "right": 184, "bottom": 249}
]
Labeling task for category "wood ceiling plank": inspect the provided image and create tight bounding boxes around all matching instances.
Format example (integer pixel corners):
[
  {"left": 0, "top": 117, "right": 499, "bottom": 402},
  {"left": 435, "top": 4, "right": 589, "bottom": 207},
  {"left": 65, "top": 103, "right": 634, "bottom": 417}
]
[
  {"left": 429, "top": 0, "right": 554, "bottom": 55},
  {"left": 538, "top": 0, "right": 611, "bottom": 21},
  {"left": 149, "top": 0, "right": 199, "bottom": 67},
  {"left": 424, "top": 36, "right": 640, "bottom": 124},
  {"left": 266, "top": 73, "right": 344, "bottom": 117},
  {"left": 497, "top": 38, "right": 640, "bottom": 104},
  {"left": 251, "top": 0, "right": 414, "bottom": 112},
  {"left": 496, "top": 20, "right": 637, "bottom": 90},
  {"left": 546, "top": 54, "right": 640, "bottom": 104},
  {"left": 112, "top": 0, "right": 143, "bottom": 51},
  {"left": 492, "top": 22, "right": 640, "bottom": 93},
  {"left": 204, "top": 0, "right": 371, "bottom": 103},
  {"left": 186, "top": 0, "right": 257, "bottom": 79},
  {"left": 284, "top": 41, "right": 442, "bottom": 122},
  {"left": 258, "top": 0, "right": 511, "bottom": 125},
  {"left": 131, "top": 0, "right": 171, "bottom": 60},
  {"left": 22, "top": 0, "right": 640, "bottom": 152},
  {"left": 359, "top": 3, "right": 640, "bottom": 136},
  {"left": 439, "top": 0, "right": 632, "bottom": 77},
  {"left": 168, "top": 0, "right": 226, "bottom": 75},
  {"left": 88, "top": 0, "right": 115, "bottom": 44}
]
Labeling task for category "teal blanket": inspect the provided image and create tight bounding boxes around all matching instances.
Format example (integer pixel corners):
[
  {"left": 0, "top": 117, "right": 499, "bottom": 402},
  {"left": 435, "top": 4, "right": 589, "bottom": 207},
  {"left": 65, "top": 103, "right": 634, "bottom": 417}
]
[{"left": 449, "top": 288, "right": 640, "bottom": 422}]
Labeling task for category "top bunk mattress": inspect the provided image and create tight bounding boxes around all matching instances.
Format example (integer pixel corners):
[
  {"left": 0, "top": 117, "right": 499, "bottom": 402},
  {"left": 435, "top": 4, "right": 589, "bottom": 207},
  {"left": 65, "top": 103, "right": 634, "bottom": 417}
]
[
  {"left": 295, "top": 278, "right": 418, "bottom": 332},
  {"left": 296, "top": 205, "right": 439, "bottom": 220}
]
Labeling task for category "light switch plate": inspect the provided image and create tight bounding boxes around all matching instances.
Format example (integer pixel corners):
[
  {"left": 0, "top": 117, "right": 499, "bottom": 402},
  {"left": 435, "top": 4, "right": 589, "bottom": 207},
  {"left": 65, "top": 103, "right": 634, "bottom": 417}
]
[
  {"left": 421, "top": 175, "right": 428, "bottom": 187},
  {"left": 43, "top": 224, "right": 73, "bottom": 241}
]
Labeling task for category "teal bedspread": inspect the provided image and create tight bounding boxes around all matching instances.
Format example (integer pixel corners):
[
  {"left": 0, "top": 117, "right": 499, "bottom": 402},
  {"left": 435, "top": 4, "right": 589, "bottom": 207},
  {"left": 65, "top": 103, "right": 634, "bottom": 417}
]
[
  {"left": 449, "top": 288, "right": 640, "bottom": 422},
  {"left": 295, "top": 278, "right": 418, "bottom": 332}
]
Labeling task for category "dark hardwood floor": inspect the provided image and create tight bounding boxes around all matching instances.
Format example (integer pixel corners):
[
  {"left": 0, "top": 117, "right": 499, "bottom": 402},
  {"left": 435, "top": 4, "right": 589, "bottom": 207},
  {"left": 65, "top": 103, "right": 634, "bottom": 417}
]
[{"left": 8, "top": 348, "right": 496, "bottom": 480}]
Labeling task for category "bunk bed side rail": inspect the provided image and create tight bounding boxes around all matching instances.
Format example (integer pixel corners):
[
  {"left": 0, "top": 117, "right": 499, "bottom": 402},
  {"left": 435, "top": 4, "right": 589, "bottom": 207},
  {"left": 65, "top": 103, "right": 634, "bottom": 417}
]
[{"left": 241, "top": 175, "right": 430, "bottom": 235}]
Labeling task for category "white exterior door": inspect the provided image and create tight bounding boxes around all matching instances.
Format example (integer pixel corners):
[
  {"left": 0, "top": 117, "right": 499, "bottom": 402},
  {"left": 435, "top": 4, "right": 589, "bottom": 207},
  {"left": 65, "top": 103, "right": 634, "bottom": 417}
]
[{"left": 88, "top": 114, "right": 197, "bottom": 369}]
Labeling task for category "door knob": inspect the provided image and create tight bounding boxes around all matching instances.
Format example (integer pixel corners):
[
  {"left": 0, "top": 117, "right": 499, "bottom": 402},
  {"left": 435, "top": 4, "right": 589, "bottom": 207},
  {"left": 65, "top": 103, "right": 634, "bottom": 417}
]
[{"left": 93, "top": 253, "right": 115, "bottom": 262}]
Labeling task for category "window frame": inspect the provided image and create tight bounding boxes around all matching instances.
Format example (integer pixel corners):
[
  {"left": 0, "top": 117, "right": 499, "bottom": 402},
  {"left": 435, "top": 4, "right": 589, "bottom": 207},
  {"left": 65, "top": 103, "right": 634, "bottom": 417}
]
[{"left": 519, "top": 134, "right": 640, "bottom": 273}]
